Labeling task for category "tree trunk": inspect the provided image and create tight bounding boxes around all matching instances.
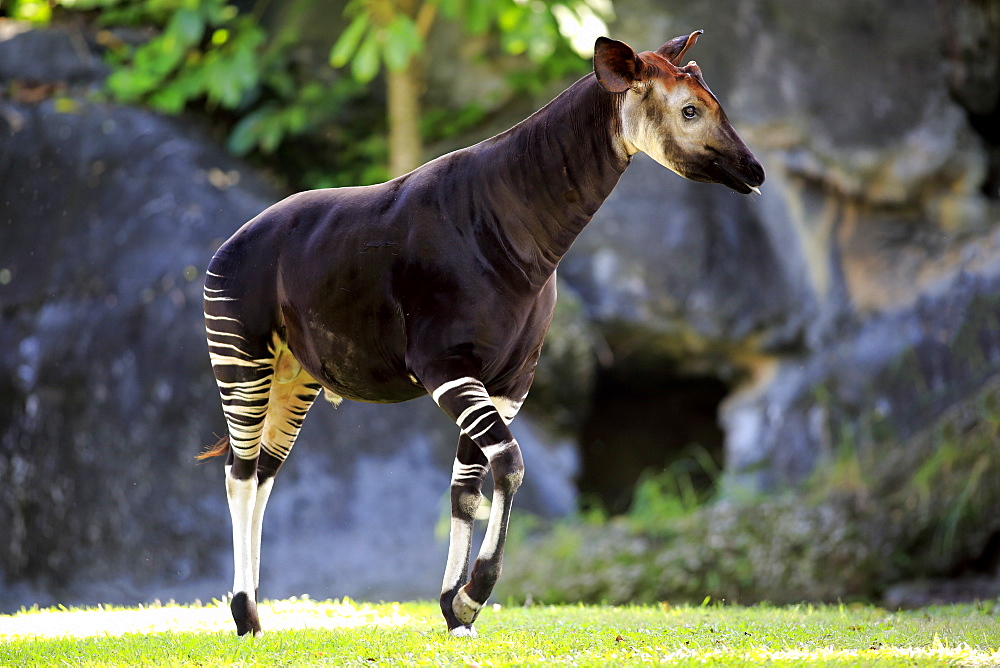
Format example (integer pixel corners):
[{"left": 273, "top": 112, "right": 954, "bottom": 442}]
[{"left": 386, "top": 60, "right": 423, "bottom": 177}]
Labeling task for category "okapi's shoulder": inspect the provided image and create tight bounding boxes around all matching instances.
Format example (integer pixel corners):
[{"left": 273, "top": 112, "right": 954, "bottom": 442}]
[{"left": 236, "top": 183, "right": 407, "bottom": 247}]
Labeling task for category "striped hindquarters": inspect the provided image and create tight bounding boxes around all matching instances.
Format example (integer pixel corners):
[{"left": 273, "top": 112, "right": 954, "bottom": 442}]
[
  {"left": 204, "top": 269, "right": 326, "bottom": 463},
  {"left": 204, "top": 270, "right": 276, "bottom": 461}
]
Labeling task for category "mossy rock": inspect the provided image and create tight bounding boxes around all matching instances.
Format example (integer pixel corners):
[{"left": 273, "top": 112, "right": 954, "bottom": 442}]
[{"left": 500, "top": 378, "right": 1000, "bottom": 605}]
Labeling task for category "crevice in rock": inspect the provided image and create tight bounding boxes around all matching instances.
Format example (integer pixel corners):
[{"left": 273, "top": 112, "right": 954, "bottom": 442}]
[
  {"left": 970, "top": 114, "right": 1000, "bottom": 200},
  {"left": 955, "top": 530, "right": 1000, "bottom": 577},
  {"left": 576, "top": 363, "right": 730, "bottom": 514},
  {"left": 940, "top": 0, "right": 1000, "bottom": 199}
]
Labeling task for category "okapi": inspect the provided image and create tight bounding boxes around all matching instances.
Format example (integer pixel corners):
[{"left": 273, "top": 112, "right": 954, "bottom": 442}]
[{"left": 200, "top": 32, "right": 764, "bottom": 637}]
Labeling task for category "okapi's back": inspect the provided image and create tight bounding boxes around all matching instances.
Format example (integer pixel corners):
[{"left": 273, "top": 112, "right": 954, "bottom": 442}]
[{"left": 208, "top": 184, "right": 394, "bottom": 303}]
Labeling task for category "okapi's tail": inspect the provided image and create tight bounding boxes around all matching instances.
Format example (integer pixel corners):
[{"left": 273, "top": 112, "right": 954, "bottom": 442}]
[{"left": 195, "top": 435, "right": 231, "bottom": 461}]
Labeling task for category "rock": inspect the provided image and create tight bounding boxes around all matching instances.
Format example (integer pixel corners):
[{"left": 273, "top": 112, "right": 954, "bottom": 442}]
[
  {"left": 523, "top": 281, "right": 600, "bottom": 435},
  {"left": 722, "top": 258, "right": 1000, "bottom": 490},
  {"left": 883, "top": 577, "right": 1000, "bottom": 609},
  {"left": 941, "top": 0, "right": 1000, "bottom": 199},
  {"left": 562, "top": 154, "right": 813, "bottom": 357},
  {"left": 502, "top": 377, "right": 1000, "bottom": 605},
  {"left": 549, "top": 0, "right": 1000, "bottom": 585},
  {"left": 0, "top": 23, "right": 108, "bottom": 85},
  {"left": 561, "top": 0, "right": 1000, "bottom": 485}
]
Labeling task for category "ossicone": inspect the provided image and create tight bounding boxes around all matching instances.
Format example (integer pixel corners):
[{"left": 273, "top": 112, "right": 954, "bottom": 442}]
[{"left": 656, "top": 29, "right": 704, "bottom": 65}]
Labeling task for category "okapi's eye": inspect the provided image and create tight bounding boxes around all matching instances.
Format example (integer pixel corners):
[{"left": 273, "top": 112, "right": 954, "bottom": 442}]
[{"left": 682, "top": 105, "right": 698, "bottom": 119}]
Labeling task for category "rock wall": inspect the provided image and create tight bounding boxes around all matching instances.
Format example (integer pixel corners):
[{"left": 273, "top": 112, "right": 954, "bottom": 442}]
[{"left": 545, "top": 0, "right": 1000, "bottom": 580}]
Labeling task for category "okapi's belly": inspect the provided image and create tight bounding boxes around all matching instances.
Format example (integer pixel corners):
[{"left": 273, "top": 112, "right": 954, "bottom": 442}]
[
  {"left": 285, "top": 330, "right": 423, "bottom": 405},
  {"left": 310, "top": 363, "right": 425, "bottom": 404}
]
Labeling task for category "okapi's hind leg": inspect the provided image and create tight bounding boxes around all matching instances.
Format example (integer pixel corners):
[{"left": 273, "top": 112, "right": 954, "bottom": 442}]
[
  {"left": 209, "top": 341, "right": 272, "bottom": 635},
  {"left": 216, "top": 340, "right": 321, "bottom": 636},
  {"left": 250, "top": 345, "right": 323, "bottom": 603},
  {"left": 207, "top": 288, "right": 321, "bottom": 635}
]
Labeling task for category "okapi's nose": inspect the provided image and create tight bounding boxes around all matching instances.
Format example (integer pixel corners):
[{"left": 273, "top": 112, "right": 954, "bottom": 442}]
[{"left": 746, "top": 155, "right": 765, "bottom": 188}]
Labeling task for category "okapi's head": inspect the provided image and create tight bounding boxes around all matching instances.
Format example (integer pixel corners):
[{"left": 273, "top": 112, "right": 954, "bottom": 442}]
[{"left": 594, "top": 32, "right": 765, "bottom": 195}]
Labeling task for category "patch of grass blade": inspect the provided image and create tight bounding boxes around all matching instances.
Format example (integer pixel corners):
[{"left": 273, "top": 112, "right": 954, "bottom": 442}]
[{"left": 1, "top": 598, "right": 998, "bottom": 666}]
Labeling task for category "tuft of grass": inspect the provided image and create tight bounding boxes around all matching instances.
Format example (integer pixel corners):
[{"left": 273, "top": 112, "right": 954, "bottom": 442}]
[{"left": 1, "top": 598, "right": 999, "bottom": 665}]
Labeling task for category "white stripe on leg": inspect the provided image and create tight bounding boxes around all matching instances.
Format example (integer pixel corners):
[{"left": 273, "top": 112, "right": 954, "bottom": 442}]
[
  {"left": 226, "top": 466, "right": 257, "bottom": 598},
  {"left": 251, "top": 476, "right": 274, "bottom": 592},
  {"left": 441, "top": 517, "right": 473, "bottom": 596},
  {"left": 431, "top": 377, "right": 480, "bottom": 404},
  {"left": 442, "top": 459, "right": 484, "bottom": 595},
  {"left": 476, "top": 486, "right": 509, "bottom": 562},
  {"left": 489, "top": 396, "right": 524, "bottom": 425}
]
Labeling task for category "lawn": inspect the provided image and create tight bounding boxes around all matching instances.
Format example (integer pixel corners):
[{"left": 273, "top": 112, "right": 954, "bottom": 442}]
[{"left": 0, "top": 597, "right": 998, "bottom": 666}]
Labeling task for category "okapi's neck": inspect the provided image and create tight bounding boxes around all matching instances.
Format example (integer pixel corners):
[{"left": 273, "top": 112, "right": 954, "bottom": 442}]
[{"left": 473, "top": 74, "right": 629, "bottom": 286}]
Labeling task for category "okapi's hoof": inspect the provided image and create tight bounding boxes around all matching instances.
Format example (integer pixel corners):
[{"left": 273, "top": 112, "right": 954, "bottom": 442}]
[
  {"left": 231, "top": 591, "right": 262, "bottom": 637},
  {"left": 452, "top": 587, "right": 483, "bottom": 626},
  {"left": 449, "top": 624, "right": 477, "bottom": 638}
]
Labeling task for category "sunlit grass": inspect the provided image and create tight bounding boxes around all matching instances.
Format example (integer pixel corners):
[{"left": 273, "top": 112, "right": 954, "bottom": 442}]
[
  {"left": 1, "top": 598, "right": 998, "bottom": 665},
  {"left": 0, "top": 596, "right": 410, "bottom": 637}
]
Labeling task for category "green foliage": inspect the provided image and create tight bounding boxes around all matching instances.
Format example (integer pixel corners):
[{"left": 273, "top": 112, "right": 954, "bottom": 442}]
[
  {"left": 2, "top": 599, "right": 999, "bottom": 665},
  {"left": 420, "top": 103, "right": 486, "bottom": 143},
  {"left": 8, "top": 0, "right": 53, "bottom": 23},
  {"left": 330, "top": 3, "right": 425, "bottom": 82},
  {"left": 21, "top": 0, "right": 614, "bottom": 186},
  {"left": 21, "top": 0, "right": 385, "bottom": 182},
  {"left": 500, "top": 493, "right": 878, "bottom": 607},
  {"left": 227, "top": 80, "right": 352, "bottom": 156},
  {"left": 328, "top": 0, "right": 614, "bottom": 83},
  {"left": 48, "top": 0, "right": 261, "bottom": 112},
  {"left": 627, "top": 445, "right": 721, "bottom": 535}
]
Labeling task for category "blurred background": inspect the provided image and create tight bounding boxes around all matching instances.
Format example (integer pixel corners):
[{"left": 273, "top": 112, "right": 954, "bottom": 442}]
[{"left": 1, "top": 0, "right": 999, "bottom": 612}]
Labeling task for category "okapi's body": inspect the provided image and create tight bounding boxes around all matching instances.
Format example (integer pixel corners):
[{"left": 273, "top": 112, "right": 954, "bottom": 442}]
[{"left": 203, "top": 32, "right": 764, "bottom": 637}]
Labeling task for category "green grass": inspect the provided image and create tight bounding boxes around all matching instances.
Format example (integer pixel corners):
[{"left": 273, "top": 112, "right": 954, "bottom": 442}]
[{"left": 1, "top": 597, "right": 998, "bottom": 666}]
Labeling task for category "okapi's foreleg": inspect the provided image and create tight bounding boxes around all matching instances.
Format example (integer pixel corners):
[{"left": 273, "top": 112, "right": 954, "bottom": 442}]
[
  {"left": 439, "top": 433, "right": 489, "bottom": 634},
  {"left": 428, "top": 376, "right": 525, "bottom": 636}
]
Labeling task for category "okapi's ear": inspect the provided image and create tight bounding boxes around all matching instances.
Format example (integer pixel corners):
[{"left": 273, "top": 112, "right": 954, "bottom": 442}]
[
  {"left": 594, "top": 37, "right": 644, "bottom": 93},
  {"left": 656, "top": 29, "right": 703, "bottom": 66}
]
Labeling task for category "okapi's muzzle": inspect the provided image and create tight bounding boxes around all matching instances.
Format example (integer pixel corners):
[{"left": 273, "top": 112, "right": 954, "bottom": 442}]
[{"left": 697, "top": 128, "right": 766, "bottom": 195}]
